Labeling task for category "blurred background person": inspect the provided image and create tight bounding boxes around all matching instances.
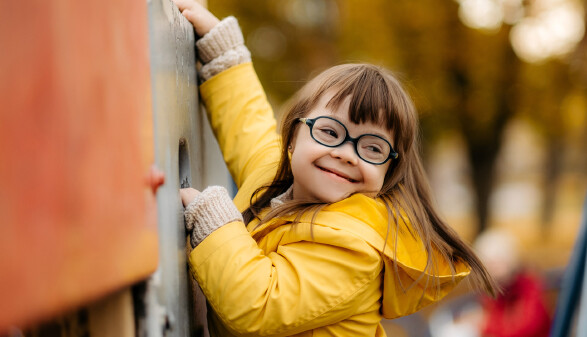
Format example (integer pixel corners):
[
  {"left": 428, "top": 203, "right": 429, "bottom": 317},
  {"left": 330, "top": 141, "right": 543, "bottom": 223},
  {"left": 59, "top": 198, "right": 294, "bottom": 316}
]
[
  {"left": 429, "top": 229, "right": 552, "bottom": 337},
  {"left": 474, "top": 229, "right": 551, "bottom": 337}
]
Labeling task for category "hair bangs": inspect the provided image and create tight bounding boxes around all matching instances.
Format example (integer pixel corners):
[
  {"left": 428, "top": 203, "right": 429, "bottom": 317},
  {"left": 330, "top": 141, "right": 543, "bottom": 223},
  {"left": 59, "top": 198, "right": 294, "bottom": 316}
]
[{"left": 324, "top": 66, "right": 396, "bottom": 132}]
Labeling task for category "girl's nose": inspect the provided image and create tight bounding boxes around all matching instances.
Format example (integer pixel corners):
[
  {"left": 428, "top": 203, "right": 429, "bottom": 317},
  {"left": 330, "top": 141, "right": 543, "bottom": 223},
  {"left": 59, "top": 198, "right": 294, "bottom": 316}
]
[{"left": 330, "top": 141, "right": 359, "bottom": 165}]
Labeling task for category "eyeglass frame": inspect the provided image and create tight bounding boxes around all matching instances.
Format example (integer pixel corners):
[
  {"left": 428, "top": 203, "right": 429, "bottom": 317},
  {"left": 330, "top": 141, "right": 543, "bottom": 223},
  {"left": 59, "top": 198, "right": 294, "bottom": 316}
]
[{"left": 298, "top": 116, "right": 399, "bottom": 165}]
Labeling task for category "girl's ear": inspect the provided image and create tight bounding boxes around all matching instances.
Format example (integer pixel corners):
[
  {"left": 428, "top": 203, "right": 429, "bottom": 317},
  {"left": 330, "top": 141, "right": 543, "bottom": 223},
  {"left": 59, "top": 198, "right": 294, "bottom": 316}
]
[
  {"left": 288, "top": 122, "right": 301, "bottom": 153},
  {"left": 288, "top": 133, "right": 298, "bottom": 153}
]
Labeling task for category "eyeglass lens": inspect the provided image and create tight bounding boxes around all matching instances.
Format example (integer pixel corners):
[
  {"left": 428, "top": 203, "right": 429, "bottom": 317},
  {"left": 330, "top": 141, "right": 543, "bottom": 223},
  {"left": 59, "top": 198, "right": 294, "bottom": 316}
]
[{"left": 311, "top": 117, "right": 391, "bottom": 164}]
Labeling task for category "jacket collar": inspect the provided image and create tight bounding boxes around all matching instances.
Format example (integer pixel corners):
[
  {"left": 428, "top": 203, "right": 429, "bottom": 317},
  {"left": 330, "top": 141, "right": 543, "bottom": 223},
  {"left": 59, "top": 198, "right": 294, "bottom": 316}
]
[{"left": 269, "top": 185, "right": 294, "bottom": 208}]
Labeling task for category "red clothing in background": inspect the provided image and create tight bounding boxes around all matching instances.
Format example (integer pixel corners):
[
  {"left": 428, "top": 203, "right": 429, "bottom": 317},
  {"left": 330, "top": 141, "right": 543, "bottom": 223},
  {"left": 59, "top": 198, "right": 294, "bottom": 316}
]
[{"left": 481, "top": 272, "right": 551, "bottom": 337}]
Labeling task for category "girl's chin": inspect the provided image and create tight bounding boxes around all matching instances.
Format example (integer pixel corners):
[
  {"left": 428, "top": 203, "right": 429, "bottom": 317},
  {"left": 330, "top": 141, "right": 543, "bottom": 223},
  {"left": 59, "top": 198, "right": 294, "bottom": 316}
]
[
  {"left": 294, "top": 182, "right": 380, "bottom": 203},
  {"left": 315, "top": 191, "right": 353, "bottom": 204}
]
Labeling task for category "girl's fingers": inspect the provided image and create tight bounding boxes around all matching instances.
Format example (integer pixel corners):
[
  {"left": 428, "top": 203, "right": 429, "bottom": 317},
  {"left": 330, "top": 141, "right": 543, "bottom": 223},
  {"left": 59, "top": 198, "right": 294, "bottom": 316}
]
[
  {"left": 171, "top": 0, "right": 219, "bottom": 36},
  {"left": 180, "top": 188, "right": 200, "bottom": 207},
  {"left": 170, "top": 0, "right": 191, "bottom": 12}
]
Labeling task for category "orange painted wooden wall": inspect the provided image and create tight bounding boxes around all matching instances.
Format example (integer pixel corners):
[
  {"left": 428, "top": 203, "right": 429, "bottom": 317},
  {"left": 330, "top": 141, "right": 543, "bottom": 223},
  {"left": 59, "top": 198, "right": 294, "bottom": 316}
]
[{"left": 0, "top": 0, "right": 158, "bottom": 330}]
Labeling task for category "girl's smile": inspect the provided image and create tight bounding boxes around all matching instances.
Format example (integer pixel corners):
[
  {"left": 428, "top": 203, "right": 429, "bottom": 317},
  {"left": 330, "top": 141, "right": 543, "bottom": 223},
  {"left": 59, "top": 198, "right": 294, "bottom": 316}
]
[
  {"left": 290, "top": 93, "right": 394, "bottom": 203},
  {"left": 315, "top": 164, "right": 359, "bottom": 183}
]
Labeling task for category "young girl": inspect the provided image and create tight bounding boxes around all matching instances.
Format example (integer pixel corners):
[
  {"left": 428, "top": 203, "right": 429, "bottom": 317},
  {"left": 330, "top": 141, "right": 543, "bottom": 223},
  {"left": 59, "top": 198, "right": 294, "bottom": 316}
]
[{"left": 174, "top": 1, "right": 497, "bottom": 335}]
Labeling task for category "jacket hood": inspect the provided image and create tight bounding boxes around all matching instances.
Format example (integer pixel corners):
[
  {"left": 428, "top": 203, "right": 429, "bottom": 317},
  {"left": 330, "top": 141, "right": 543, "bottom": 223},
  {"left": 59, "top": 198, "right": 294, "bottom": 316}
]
[{"left": 253, "top": 193, "right": 470, "bottom": 319}]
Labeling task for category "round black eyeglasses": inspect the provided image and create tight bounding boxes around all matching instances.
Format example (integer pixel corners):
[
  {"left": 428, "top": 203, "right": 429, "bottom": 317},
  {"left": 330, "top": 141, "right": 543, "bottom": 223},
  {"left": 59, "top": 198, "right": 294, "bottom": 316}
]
[{"left": 299, "top": 116, "right": 398, "bottom": 165}]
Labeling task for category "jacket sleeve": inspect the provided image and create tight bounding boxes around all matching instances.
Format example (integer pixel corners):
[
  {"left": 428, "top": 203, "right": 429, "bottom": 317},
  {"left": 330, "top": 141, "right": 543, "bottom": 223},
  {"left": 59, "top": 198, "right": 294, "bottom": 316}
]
[
  {"left": 189, "top": 221, "right": 383, "bottom": 336},
  {"left": 199, "top": 63, "right": 281, "bottom": 210}
]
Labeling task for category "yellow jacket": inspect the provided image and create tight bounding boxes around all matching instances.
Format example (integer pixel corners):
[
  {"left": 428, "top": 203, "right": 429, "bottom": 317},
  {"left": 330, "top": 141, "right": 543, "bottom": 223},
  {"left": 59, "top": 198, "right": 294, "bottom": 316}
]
[{"left": 189, "top": 63, "right": 470, "bottom": 336}]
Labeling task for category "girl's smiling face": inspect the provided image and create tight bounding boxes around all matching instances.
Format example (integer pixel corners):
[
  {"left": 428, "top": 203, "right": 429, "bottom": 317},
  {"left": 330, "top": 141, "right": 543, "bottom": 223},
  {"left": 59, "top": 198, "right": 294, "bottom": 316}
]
[{"left": 289, "top": 93, "right": 394, "bottom": 203}]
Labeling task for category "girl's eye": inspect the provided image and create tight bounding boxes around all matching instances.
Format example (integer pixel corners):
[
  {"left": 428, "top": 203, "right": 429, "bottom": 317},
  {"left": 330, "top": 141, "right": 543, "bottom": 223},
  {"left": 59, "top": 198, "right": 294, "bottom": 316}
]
[
  {"left": 365, "top": 145, "right": 382, "bottom": 154},
  {"left": 363, "top": 144, "right": 383, "bottom": 154},
  {"left": 359, "top": 139, "right": 389, "bottom": 161},
  {"left": 318, "top": 128, "right": 338, "bottom": 138}
]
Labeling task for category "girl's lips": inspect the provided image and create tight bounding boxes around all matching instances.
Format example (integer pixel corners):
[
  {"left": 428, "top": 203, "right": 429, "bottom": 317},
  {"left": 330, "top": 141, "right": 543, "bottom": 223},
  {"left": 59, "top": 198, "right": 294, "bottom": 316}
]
[{"left": 316, "top": 165, "right": 358, "bottom": 183}]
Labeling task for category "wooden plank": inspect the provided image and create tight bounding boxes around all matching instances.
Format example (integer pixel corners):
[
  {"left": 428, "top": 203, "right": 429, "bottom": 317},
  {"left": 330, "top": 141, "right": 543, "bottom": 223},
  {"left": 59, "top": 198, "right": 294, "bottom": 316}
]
[{"left": 0, "top": 0, "right": 158, "bottom": 330}]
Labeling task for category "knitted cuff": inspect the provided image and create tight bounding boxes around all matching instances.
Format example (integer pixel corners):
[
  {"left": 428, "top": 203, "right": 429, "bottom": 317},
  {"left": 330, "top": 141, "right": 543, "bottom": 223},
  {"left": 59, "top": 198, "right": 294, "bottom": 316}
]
[
  {"left": 196, "top": 16, "right": 243, "bottom": 63},
  {"left": 184, "top": 186, "right": 243, "bottom": 248},
  {"left": 196, "top": 16, "right": 251, "bottom": 81},
  {"left": 198, "top": 45, "right": 251, "bottom": 81}
]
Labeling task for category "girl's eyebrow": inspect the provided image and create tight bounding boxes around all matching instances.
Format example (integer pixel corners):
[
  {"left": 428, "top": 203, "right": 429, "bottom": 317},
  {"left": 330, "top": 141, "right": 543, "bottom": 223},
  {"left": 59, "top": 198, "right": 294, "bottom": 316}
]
[
  {"left": 367, "top": 130, "right": 394, "bottom": 145},
  {"left": 371, "top": 131, "right": 393, "bottom": 141},
  {"left": 344, "top": 120, "right": 393, "bottom": 143}
]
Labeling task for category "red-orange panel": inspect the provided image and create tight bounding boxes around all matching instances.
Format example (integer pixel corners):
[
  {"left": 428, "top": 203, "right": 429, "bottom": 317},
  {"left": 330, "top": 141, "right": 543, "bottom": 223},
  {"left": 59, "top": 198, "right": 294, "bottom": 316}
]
[{"left": 0, "top": 0, "right": 158, "bottom": 330}]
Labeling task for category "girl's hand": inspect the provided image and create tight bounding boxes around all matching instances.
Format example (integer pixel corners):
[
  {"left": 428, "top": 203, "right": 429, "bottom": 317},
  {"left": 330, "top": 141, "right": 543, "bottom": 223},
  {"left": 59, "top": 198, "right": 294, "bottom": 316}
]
[
  {"left": 180, "top": 187, "right": 200, "bottom": 207},
  {"left": 172, "top": 0, "right": 220, "bottom": 37}
]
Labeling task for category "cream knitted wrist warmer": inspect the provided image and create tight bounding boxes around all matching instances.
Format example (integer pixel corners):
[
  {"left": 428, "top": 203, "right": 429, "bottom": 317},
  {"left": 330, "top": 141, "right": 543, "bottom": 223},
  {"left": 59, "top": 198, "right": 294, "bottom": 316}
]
[
  {"left": 196, "top": 16, "right": 251, "bottom": 81},
  {"left": 184, "top": 186, "right": 243, "bottom": 248}
]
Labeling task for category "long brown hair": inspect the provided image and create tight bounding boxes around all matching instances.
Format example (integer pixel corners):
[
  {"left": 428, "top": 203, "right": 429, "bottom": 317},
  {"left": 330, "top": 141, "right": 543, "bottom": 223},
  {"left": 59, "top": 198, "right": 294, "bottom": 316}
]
[{"left": 243, "top": 64, "right": 497, "bottom": 296}]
